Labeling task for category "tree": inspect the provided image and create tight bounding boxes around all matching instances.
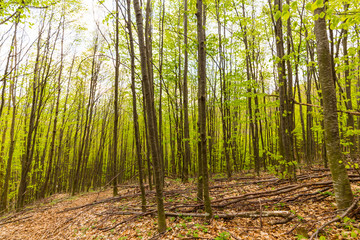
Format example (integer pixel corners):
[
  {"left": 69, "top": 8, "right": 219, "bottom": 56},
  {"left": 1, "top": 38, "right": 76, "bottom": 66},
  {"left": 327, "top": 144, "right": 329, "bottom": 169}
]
[
  {"left": 182, "top": 0, "right": 190, "bottom": 183},
  {"left": 313, "top": 2, "right": 353, "bottom": 210},
  {"left": 272, "top": 0, "right": 295, "bottom": 179},
  {"left": 133, "top": 0, "right": 167, "bottom": 232},
  {"left": 126, "top": 0, "right": 146, "bottom": 212},
  {"left": 112, "top": 0, "right": 120, "bottom": 197},
  {"left": 196, "top": 0, "right": 212, "bottom": 219}
]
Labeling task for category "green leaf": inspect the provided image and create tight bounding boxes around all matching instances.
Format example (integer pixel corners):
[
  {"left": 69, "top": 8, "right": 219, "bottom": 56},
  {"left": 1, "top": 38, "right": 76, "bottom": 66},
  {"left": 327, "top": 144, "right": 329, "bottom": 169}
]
[
  {"left": 274, "top": 10, "right": 282, "bottom": 21},
  {"left": 311, "top": 0, "right": 324, "bottom": 12},
  {"left": 305, "top": 3, "right": 312, "bottom": 11},
  {"left": 333, "top": 17, "right": 340, "bottom": 27},
  {"left": 283, "top": 4, "right": 289, "bottom": 12},
  {"left": 290, "top": 1, "right": 297, "bottom": 10},
  {"left": 283, "top": 11, "right": 290, "bottom": 22}
]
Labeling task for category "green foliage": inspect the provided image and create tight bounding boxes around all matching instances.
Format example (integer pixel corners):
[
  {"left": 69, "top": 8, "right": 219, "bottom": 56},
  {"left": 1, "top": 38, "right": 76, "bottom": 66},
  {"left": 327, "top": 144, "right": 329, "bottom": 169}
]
[
  {"left": 0, "top": 0, "right": 359, "bottom": 228},
  {"left": 296, "top": 235, "right": 307, "bottom": 240},
  {"left": 215, "top": 232, "right": 231, "bottom": 240},
  {"left": 195, "top": 223, "right": 209, "bottom": 233},
  {"left": 183, "top": 216, "right": 193, "bottom": 222}
]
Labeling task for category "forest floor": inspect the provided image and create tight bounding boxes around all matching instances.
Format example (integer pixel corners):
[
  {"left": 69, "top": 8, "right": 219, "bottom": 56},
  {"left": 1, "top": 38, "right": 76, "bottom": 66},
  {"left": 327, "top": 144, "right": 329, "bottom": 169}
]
[{"left": 1, "top": 168, "right": 360, "bottom": 240}]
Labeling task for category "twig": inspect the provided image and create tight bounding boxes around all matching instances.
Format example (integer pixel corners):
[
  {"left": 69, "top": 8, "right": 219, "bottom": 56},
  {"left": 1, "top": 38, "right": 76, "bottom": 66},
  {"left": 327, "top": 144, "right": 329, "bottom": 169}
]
[
  {"left": 286, "top": 221, "right": 302, "bottom": 235},
  {"left": 99, "top": 210, "right": 156, "bottom": 231},
  {"left": 149, "top": 230, "right": 167, "bottom": 240},
  {"left": 259, "top": 199, "right": 263, "bottom": 229},
  {"left": 309, "top": 197, "right": 360, "bottom": 240}
]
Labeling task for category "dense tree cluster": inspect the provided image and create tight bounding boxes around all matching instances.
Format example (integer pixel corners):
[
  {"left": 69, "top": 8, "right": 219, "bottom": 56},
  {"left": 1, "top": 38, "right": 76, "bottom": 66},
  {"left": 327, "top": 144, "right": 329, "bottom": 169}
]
[{"left": 0, "top": 0, "right": 359, "bottom": 231}]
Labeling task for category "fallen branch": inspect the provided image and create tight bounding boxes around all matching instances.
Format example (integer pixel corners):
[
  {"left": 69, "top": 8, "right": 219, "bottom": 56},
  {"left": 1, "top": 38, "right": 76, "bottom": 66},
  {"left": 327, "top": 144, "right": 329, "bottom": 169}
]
[
  {"left": 59, "top": 188, "right": 192, "bottom": 213},
  {"left": 213, "top": 176, "right": 275, "bottom": 182},
  {"left": 58, "top": 193, "right": 146, "bottom": 213},
  {"left": 214, "top": 178, "right": 360, "bottom": 208},
  {"left": 98, "top": 210, "right": 157, "bottom": 231},
  {"left": 232, "top": 187, "right": 332, "bottom": 209},
  {"left": 165, "top": 210, "right": 295, "bottom": 220},
  {"left": 0, "top": 215, "right": 33, "bottom": 226},
  {"left": 97, "top": 208, "right": 295, "bottom": 222},
  {"left": 211, "top": 178, "right": 279, "bottom": 190},
  {"left": 214, "top": 181, "right": 333, "bottom": 208},
  {"left": 309, "top": 197, "right": 360, "bottom": 240}
]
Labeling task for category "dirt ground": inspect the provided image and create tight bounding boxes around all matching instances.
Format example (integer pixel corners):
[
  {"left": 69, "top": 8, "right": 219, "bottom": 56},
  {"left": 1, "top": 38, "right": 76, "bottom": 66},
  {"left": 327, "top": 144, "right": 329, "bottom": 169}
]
[{"left": 1, "top": 170, "right": 360, "bottom": 239}]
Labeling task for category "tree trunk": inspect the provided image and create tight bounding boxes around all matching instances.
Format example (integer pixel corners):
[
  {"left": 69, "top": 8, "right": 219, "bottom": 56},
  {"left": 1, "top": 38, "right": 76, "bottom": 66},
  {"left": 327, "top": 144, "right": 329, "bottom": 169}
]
[
  {"left": 127, "top": 0, "right": 146, "bottom": 212},
  {"left": 342, "top": 4, "right": 356, "bottom": 158},
  {"left": 273, "top": 0, "right": 293, "bottom": 178},
  {"left": 314, "top": 4, "right": 353, "bottom": 210},
  {"left": 182, "top": 0, "right": 190, "bottom": 183},
  {"left": 196, "top": 0, "right": 212, "bottom": 219},
  {"left": 133, "top": 0, "right": 167, "bottom": 232},
  {"left": 112, "top": 0, "right": 120, "bottom": 197}
]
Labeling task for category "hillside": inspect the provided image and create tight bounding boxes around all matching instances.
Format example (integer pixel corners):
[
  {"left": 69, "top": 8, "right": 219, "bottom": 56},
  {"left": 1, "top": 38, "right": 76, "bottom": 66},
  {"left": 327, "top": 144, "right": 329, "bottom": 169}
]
[{"left": 1, "top": 170, "right": 360, "bottom": 240}]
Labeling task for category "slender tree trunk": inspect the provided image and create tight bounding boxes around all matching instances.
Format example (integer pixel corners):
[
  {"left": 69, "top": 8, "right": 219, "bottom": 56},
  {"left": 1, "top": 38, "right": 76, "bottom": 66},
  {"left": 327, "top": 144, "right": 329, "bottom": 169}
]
[
  {"left": 216, "top": 0, "right": 231, "bottom": 178},
  {"left": 133, "top": 0, "right": 167, "bottom": 232},
  {"left": 73, "top": 39, "right": 99, "bottom": 195},
  {"left": 196, "top": 0, "right": 212, "bottom": 219},
  {"left": 127, "top": 0, "right": 146, "bottom": 212},
  {"left": 285, "top": 0, "right": 296, "bottom": 179},
  {"left": 112, "top": 0, "right": 120, "bottom": 197},
  {"left": 158, "top": 0, "right": 165, "bottom": 184},
  {"left": 342, "top": 4, "right": 356, "bottom": 158},
  {"left": 240, "top": 2, "right": 260, "bottom": 176},
  {"left": 17, "top": 16, "right": 46, "bottom": 208},
  {"left": 182, "top": 0, "right": 190, "bottom": 183},
  {"left": 273, "top": 0, "right": 293, "bottom": 178},
  {"left": 40, "top": 13, "right": 65, "bottom": 198},
  {"left": 0, "top": 66, "right": 17, "bottom": 211}
]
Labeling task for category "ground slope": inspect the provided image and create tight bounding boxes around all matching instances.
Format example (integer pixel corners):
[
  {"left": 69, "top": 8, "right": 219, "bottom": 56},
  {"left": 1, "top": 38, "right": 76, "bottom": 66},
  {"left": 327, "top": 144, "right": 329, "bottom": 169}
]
[{"left": 1, "top": 170, "right": 360, "bottom": 239}]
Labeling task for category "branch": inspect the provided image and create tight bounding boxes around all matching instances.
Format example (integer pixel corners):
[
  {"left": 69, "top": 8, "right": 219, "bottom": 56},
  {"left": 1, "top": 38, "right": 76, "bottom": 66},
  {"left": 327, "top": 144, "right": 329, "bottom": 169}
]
[
  {"left": 97, "top": 210, "right": 295, "bottom": 221},
  {"left": 0, "top": 9, "right": 21, "bottom": 25},
  {"left": 0, "top": 215, "right": 32, "bottom": 226},
  {"left": 309, "top": 197, "right": 360, "bottom": 240},
  {"left": 165, "top": 210, "right": 295, "bottom": 220},
  {"left": 292, "top": 99, "right": 360, "bottom": 116},
  {"left": 265, "top": 94, "right": 360, "bottom": 116}
]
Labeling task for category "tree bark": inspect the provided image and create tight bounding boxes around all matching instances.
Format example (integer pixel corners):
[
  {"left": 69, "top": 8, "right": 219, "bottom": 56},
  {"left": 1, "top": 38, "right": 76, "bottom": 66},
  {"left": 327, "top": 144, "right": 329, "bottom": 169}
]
[
  {"left": 196, "top": 0, "right": 212, "bottom": 219},
  {"left": 314, "top": 4, "right": 353, "bottom": 210},
  {"left": 342, "top": 4, "right": 356, "bottom": 158},
  {"left": 182, "top": 0, "right": 190, "bottom": 183},
  {"left": 133, "top": 0, "right": 167, "bottom": 232},
  {"left": 112, "top": 0, "right": 120, "bottom": 197},
  {"left": 127, "top": 0, "right": 146, "bottom": 212}
]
